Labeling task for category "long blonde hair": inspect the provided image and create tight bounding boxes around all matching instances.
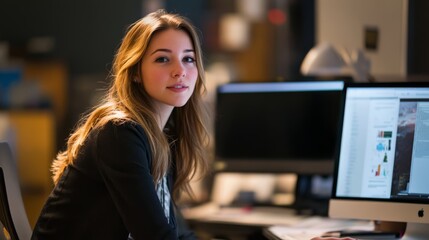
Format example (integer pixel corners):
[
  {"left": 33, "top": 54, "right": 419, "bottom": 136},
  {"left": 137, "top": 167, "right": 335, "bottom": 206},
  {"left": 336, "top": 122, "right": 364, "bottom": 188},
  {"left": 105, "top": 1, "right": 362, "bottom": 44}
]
[{"left": 51, "top": 10, "right": 210, "bottom": 200}]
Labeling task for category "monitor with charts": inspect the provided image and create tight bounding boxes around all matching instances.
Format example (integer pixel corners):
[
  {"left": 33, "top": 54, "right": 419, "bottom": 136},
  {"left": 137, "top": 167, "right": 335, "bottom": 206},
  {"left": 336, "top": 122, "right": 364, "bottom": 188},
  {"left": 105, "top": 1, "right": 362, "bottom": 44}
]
[{"left": 329, "top": 82, "right": 429, "bottom": 239}]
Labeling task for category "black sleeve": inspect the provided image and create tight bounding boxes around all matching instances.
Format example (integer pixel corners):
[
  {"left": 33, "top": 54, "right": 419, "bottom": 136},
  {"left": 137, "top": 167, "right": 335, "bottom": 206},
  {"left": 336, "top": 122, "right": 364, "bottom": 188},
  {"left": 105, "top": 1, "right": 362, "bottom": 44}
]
[
  {"left": 176, "top": 207, "right": 197, "bottom": 240},
  {"left": 95, "top": 122, "right": 177, "bottom": 240}
]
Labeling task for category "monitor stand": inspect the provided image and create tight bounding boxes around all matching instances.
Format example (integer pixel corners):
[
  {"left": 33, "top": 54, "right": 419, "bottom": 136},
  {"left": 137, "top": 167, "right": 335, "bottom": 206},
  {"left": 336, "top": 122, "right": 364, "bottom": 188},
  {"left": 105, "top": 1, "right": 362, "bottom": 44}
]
[{"left": 401, "top": 223, "right": 429, "bottom": 240}]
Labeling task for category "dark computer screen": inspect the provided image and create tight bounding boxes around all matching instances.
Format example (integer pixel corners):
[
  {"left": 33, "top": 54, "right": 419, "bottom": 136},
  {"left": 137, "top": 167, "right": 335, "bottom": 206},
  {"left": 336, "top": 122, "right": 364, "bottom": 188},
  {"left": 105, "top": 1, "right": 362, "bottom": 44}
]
[{"left": 214, "top": 81, "right": 344, "bottom": 174}]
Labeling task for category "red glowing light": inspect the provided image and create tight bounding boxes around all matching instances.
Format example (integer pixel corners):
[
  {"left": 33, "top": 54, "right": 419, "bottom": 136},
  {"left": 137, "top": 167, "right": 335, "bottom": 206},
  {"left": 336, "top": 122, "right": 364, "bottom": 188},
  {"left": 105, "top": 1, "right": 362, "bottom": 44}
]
[{"left": 268, "top": 8, "right": 286, "bottom": 25}]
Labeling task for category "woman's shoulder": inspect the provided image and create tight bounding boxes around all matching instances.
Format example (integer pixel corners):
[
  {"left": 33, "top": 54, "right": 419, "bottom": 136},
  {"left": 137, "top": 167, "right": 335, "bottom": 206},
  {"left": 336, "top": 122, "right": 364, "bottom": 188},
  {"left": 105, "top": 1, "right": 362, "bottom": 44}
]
[
  {"left": 88, "top": 119, "right": 152, "bottom": 159},
  {"left": 102, "top": 119, "right": 146, "bottom": 135},
  {"left": 91, "top": 119, "right": 150, "bottom": 146}
]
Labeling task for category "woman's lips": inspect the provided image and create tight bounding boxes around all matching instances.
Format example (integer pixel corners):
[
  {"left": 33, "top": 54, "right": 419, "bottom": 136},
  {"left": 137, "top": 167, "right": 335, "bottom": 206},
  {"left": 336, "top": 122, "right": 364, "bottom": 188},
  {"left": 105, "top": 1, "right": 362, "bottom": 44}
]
[{"left": 167, "top": 84, "right": 188, "bottom": 92}]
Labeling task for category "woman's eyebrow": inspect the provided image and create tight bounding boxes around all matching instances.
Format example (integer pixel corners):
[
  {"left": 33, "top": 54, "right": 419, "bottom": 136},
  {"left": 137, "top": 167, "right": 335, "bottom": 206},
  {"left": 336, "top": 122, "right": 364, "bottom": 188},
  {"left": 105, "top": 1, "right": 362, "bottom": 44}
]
[
  {"left": 150, "top": 48, "right": 195, "bottom": 55},
  {"left": 150, "top": 48, "right": 171, "bottom": 55}
]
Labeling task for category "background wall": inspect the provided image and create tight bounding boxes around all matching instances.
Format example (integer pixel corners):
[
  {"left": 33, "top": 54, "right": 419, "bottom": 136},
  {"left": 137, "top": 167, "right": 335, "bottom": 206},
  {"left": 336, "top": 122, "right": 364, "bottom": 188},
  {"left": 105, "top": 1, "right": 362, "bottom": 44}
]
[
  {"left": 317, "top": 0, "right": 408, "bottom": 78},
  {"left": 316, "top": 0, "right": 429, "bottom": 80}
]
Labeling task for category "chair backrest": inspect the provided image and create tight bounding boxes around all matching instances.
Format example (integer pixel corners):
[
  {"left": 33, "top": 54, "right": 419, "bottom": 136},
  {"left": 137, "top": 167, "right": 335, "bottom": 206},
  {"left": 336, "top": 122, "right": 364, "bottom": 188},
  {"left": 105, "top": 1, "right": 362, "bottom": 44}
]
[{"left": 0, "top": 142, "right": 32, "bottom": 240}]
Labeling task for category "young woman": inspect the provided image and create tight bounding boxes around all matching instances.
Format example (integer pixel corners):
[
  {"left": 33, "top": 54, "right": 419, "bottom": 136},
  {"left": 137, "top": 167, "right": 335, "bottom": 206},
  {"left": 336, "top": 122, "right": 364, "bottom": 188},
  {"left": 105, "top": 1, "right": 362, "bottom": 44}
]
[{"left": 31, "top": 10, "right": 209, "bottom": 240}]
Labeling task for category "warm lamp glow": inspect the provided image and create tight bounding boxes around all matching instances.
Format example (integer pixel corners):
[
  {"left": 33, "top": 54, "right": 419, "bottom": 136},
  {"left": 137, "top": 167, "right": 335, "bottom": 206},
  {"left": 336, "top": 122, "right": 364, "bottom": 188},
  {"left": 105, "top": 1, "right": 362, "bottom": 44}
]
[{"left": 219, "top": 14, "right": 250, "bottom": 50}]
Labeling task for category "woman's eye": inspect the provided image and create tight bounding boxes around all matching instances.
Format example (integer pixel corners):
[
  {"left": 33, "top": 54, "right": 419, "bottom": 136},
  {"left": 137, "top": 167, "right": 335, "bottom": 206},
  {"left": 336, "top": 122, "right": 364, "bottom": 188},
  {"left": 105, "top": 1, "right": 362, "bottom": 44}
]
[
  {"left": 183, "top": 57, "right": 196, "bottom": 63},
  {"left": 155, "top": 57, "right": 168, "bottom": 63}
]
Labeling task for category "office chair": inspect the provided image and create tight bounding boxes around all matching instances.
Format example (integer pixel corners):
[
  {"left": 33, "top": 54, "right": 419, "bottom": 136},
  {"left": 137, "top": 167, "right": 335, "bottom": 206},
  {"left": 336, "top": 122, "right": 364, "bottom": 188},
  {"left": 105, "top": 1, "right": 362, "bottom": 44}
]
[{"left": 0, "top": 142, "right": 32, "bottom": 240}]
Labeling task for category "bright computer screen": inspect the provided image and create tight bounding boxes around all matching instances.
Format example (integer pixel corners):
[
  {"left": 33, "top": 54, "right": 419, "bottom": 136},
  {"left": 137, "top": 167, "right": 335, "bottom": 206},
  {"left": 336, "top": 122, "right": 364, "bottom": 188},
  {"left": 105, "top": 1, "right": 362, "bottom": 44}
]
[
  {"left": 214, "top": 81, "right": 344, "bottom": 174},
  {"left": 329, "top": 82, "right": 429, "bottom": 239}
]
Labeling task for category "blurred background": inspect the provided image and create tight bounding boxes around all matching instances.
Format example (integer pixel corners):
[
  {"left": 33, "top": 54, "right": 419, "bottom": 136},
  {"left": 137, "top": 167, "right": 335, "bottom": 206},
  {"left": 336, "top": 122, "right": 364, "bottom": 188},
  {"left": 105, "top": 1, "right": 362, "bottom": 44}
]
[{"left": 1, "top": 0, "right": 429, "bottom": 228}]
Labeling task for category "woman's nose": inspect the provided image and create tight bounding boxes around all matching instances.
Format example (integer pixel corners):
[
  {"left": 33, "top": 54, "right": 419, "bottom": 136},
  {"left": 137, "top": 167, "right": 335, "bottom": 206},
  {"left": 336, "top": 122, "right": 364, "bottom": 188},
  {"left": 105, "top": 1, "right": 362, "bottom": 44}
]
[{"left": 172, "top": 62, "right": 186, "bottom": 78}]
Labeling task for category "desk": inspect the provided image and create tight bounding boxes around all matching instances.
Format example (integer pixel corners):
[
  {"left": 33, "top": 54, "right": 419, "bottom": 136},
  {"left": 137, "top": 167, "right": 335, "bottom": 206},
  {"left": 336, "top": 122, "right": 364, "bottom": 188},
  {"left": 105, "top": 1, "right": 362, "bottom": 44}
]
[
  {"left": 186, "top": 220, "right": 267, "bottom": 240},
  {"left": 182, "top": 202, "right": 313, "bottom": 240},
  {"left": 264, "top": 218, "right": 377, "bottom": 240},
  {"left": 182, "top": 202, "right": 375, "bottom": 240}
]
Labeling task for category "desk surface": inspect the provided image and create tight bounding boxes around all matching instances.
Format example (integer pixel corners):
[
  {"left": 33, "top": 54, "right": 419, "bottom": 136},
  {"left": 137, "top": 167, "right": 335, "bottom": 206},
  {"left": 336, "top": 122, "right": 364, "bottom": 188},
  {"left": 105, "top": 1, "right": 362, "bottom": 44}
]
[
  {"left": 264, "top": 217, "right": 375, "bottom": 240},
  {"left": 183, "top": 202, "right": 375, "bottom": 240},
  {"left": 182, "top": 202, "right": 308, "bottom": 227}
]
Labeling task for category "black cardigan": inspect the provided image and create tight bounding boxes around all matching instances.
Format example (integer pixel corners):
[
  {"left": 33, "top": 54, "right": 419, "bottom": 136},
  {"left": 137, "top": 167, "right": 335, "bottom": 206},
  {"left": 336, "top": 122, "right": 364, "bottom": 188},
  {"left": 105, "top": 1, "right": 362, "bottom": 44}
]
[{"left": 31, "top": 121, "right": 196, "bottom": 240}]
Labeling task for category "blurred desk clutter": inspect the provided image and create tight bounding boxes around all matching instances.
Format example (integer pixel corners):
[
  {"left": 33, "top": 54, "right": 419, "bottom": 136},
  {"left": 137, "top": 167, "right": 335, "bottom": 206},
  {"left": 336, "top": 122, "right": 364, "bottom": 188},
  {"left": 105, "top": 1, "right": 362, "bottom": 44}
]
[{"left": 0, "top": 61, "right": 67, "bottom": 119}]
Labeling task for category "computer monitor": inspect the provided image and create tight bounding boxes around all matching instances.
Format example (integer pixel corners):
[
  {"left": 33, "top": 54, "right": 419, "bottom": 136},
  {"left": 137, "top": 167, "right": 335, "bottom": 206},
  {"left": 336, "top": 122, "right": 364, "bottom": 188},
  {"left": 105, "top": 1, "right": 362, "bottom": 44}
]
[
  {"left": 329, "top": 82, "right": 429, "bottom": 239},
  {"left": 214, "top": 80, "right": 344, "bottom": 174}
]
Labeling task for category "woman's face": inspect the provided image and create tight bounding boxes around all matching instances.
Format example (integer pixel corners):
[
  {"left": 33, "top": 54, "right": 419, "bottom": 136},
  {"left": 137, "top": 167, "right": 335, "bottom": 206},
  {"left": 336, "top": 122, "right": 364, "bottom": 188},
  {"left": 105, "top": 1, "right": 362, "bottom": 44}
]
[{"left": 140, "top": 29, "right": 198, "bottom": 111}]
